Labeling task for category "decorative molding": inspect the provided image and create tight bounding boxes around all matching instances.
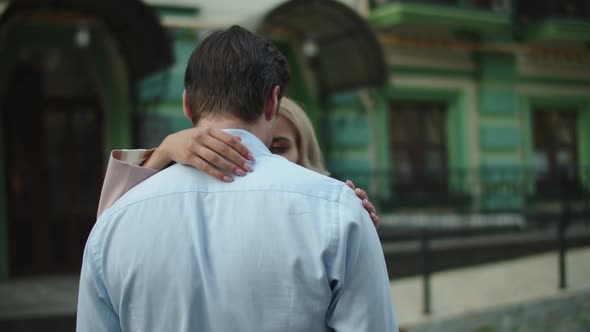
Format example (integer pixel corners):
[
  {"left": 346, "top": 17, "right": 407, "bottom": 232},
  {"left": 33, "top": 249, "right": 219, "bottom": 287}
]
[
  {"left": 385, "top": 45, "right": 476, "bottom": 71},
  {"left": 516, "top": 84, "right": 590, "bottom": 96},
  {"left": 517, "top": 53, "right": 590, "bottom": 82}
]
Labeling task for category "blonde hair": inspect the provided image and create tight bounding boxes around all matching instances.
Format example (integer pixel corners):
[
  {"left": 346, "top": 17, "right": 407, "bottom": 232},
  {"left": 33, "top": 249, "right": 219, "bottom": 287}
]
[{"left": 279, "top": 98, "right": 330, "bottom": 176}]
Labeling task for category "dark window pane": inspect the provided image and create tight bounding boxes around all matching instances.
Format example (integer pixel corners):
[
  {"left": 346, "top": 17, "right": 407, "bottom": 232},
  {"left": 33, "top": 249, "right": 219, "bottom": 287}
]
[{"left": 389, "top": 102, "right": 448, "bottom": 204}]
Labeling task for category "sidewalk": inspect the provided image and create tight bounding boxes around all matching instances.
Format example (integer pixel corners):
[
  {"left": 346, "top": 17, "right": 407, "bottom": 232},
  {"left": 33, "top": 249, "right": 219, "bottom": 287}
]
[
  {"left": 390, "top": 246, "right": 590, "bottom": 327},
  {"left": 0, "top": 275, "right": 78, "bottom": 320}
]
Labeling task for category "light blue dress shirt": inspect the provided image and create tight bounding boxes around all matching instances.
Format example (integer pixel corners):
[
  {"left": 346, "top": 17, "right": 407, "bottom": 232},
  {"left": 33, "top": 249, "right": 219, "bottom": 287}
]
[{"left": 77, "top": 129, "right": 398, "bottom": 331}]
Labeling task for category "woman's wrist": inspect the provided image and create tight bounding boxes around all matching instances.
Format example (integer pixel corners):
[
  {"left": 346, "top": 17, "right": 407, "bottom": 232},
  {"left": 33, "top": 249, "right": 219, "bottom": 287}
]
[{"left": 142, "top": 139, "right": 173, "bottom": 170}]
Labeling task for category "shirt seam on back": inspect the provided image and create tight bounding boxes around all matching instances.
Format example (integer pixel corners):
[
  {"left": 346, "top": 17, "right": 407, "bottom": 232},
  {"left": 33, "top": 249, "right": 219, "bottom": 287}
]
[{"left": 102, "top": 187, "right": 342, "bottom": 220}]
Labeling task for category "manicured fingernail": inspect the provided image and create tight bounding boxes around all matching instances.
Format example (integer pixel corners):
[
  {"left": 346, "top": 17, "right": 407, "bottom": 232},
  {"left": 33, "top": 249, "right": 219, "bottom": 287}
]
[
  {"left": 223, "top": 176, "right": 234, "bottom": 182},
  {"left": 235, "top": 169, "right": 246, "bottom": 176},
  {"left": 243, "top": 163, "right": 254, "bottom": 173},
  {"left": 248, "top": 153, "right": 256, "bottom": 162}
]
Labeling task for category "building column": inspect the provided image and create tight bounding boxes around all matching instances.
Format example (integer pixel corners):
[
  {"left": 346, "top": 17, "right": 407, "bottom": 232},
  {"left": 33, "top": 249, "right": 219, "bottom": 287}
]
[{"left": 477, "top": 52, "right": 522, "bottom": 210}]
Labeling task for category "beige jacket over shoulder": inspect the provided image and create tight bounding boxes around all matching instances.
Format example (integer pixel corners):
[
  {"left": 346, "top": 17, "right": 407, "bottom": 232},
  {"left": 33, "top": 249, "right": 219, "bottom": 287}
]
[{"left": 97, "top": 149, "right": 159, "bottom": 218}]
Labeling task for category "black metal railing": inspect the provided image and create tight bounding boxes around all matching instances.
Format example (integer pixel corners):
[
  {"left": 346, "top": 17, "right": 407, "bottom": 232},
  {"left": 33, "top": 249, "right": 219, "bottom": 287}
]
[{"left": 332, "top": 166, "right": 590, "bottom": 214}]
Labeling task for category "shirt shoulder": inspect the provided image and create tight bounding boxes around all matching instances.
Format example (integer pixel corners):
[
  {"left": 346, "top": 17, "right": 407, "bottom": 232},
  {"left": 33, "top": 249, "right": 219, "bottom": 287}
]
[{"left": 241, "top": 154, "right": 345, "bottom": 202}]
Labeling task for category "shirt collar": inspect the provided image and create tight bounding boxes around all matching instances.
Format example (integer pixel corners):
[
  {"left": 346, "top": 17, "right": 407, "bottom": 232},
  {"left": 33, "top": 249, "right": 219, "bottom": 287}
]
[{"left": 222, "top": 129, "right": 272, "bottom": 157}]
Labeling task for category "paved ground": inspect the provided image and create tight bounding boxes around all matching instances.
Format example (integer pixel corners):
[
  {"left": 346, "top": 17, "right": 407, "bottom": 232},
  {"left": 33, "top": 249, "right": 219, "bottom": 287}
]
[
  {"left": 0, "top": 247, "right": 589, "bottom": 329},
  {"left": 0, "top": 275, "right": 78, "bottom": 320},
  {"left": 390, "top": 246, "right": 590, "bottom": 327}
]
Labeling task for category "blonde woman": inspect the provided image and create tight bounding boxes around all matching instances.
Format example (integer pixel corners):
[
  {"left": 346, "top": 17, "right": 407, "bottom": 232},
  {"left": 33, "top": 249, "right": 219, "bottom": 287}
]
[{"left": 98, "top": 98, "right": 379, "bottom": 227}]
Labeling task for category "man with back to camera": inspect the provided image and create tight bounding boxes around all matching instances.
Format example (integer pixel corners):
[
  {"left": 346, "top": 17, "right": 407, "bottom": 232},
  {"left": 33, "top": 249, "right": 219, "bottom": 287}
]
[{"left": 76, "top": 26, "right": 398, "bottom": 331}]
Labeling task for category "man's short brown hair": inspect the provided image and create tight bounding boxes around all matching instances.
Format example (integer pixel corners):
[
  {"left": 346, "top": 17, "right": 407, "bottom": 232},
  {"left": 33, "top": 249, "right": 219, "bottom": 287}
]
[{"left": 184, "top": 26, "right": 290, "bottom": 125}]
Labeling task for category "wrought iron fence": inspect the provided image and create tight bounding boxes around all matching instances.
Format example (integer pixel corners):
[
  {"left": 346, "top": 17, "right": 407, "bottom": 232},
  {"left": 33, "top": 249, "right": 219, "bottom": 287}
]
[{"left": 332, "top": 166, "right": 590, "bottom": 215}]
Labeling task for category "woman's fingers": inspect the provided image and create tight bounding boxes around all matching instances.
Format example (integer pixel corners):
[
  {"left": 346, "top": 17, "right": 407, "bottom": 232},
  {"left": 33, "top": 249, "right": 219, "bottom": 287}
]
[
  {"left": 194, "top": 146, "right": 247, "bottom": 177},
  {"left": 187, "top": 155, "right": 234, "bottom": 183},
  {"left": 346, "top": 180, "right": 380, "bottom": 230},
  {"left": 160, "top": 127, "right": 254, "bottom": 181},
  {"left": 362, "top": 199, "right": 379, "bottom": 229},
  {"left": 370, "top": 212, "right": 380, "bottom": 229},
  {"left": 354, "top": 187, "right": 368, "bottom": 201},
  {"left": 345, "top": 180, "right": 356, "bottom": 190},
  {"left": 175, "top": 127, "right": 253, "bottom": 178},
  {"left": 209, "top": 128, "right": 254, "bottom": 161},
  {"left": 362, "top": 198, "right": 376, "bottom": 216},
  {"left": 201, "top": 135, "right": 253, "bottom": 175}
]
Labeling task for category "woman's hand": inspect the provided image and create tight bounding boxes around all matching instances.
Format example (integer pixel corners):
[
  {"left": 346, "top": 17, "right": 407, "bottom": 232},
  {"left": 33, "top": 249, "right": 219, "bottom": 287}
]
[
  {"left": 346, "top": 180, "right": 380, "bottom": 229},
  {"left": 143, "top": 127, "right": 254, "bottom": 182}
]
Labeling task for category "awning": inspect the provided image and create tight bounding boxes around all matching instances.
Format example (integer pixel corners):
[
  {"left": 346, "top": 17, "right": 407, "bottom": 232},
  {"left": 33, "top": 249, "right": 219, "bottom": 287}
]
[
  {"left": 0, "top": 0, "right": 174, "bottom": 81},
  {"left": 258, "top": 0, "right": 387, "bottom": 96}
]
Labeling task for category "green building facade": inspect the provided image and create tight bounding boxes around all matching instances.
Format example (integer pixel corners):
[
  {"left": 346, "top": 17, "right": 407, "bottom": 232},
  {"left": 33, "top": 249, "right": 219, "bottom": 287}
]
[{"left": 327, "top": 0, "right": 590, "bottom": 213}]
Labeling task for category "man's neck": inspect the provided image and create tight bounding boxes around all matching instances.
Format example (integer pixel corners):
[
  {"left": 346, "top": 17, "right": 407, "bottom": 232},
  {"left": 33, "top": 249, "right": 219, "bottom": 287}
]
[{"left": 197, "top": 116, "right": 271, "bottom": 146}]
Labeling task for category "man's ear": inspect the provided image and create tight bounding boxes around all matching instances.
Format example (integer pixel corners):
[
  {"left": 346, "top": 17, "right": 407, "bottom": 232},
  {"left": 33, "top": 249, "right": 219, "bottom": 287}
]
[
  {"left": 264, "top": 86, "right": 280, "bottom": 121},
  {"left": 182, "top": 90, "right": 192, "bottom": 122}
]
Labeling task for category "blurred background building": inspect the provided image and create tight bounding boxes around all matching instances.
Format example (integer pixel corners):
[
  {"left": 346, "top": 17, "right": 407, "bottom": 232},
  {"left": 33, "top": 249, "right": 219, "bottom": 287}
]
[
  {"left": 337, "top": 0, "right": 590, "bottom": 216},
  {"left": 0, "top": 0, "right": 589, "bottom": 276},
  {"left": 0, "top": 0, "right": 589, "bottom": 330}
]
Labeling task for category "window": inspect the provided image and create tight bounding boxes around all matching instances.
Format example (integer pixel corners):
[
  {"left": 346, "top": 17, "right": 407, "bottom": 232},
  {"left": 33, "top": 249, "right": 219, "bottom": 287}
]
[{"left": 389, "top": 102, "right": 448, "bottom": 205}]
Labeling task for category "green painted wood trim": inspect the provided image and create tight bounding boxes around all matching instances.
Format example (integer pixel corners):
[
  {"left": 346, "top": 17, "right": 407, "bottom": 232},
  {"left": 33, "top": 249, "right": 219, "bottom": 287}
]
[
  {"left": 523, "top": 19, "right": 590, "bottom": 42},
  {"left": 370, "top": 2, "right": 510, "bottom": 32}
]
